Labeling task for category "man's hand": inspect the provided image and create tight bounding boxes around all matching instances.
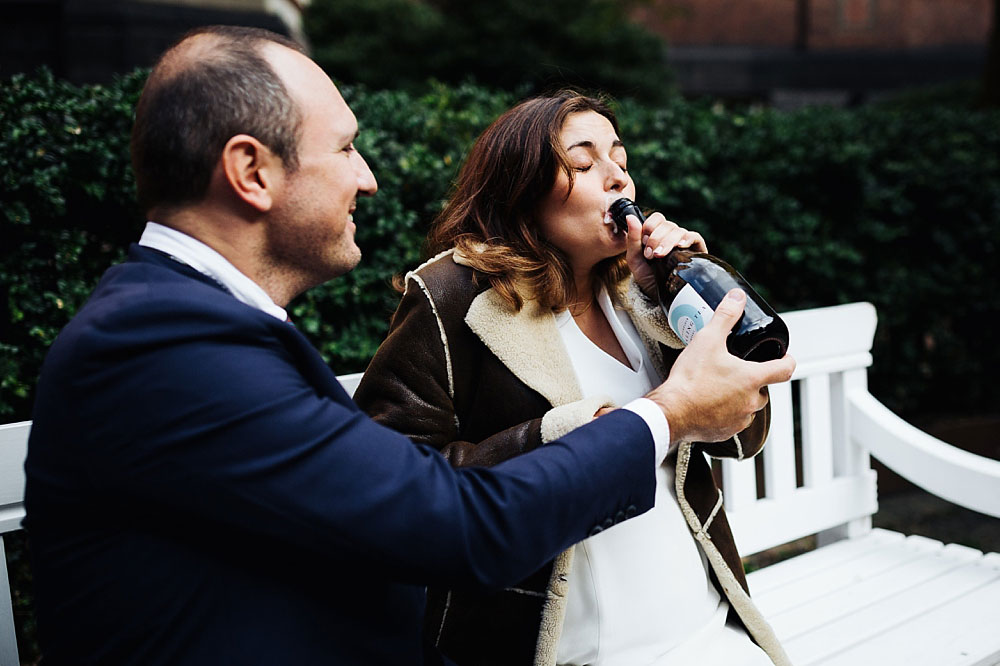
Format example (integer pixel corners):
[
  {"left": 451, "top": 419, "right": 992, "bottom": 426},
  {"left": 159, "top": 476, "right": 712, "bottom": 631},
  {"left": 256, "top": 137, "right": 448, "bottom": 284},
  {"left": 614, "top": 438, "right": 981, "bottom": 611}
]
[{"left": 645, "top": 289, "right": 796, "bottom": 445}]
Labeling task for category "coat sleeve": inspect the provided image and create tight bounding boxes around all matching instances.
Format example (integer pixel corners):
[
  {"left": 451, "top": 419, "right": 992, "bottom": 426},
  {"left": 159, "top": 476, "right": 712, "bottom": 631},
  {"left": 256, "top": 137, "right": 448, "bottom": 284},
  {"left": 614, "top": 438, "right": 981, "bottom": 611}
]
[{"left": 354, "top": 274, "right": 549, "bottom": 468}]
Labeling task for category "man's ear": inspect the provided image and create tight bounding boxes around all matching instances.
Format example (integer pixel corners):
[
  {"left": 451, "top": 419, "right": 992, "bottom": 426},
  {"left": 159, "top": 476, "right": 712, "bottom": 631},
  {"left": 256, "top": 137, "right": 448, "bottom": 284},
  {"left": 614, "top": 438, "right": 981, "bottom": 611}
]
[{"left": 220, "top": 134, "right": 283, "bottom": 212}]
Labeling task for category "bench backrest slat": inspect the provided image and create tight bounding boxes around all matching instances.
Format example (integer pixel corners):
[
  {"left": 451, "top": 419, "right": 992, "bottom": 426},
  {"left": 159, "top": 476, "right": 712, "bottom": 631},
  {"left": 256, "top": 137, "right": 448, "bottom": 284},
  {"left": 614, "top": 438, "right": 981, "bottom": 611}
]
[
  {"left": 338, "top": 372, "right": 364, "bottom": 399},
  {"left": 0, "top": 424, "right": 27, "bottom": 666},
  {"left": 761, "top": 381, "right": 797, "bottom": 500},
  {"left": 0, "top": 423, "right": 30, "bottom": 535},
  {"left": 725, "top": 301, "right": 880, "bottom": 555},
  {"left": 801, "top": 373, "right": 835, "bottom": 487}
]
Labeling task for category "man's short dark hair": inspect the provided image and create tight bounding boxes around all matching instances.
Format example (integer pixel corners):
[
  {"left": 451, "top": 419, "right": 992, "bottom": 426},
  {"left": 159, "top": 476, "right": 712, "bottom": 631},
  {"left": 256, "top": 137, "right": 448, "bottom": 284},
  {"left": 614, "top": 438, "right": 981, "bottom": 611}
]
[{"left": 131, "top": 25, "right": 305, "bottom": 213}]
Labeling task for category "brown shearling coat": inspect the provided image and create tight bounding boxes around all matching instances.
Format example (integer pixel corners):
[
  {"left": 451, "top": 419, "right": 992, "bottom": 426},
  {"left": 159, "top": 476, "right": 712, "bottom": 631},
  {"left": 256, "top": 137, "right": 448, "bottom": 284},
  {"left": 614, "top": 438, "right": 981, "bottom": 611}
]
[{"left": 354, "top": 250, "right": 791, "bottom": 666}]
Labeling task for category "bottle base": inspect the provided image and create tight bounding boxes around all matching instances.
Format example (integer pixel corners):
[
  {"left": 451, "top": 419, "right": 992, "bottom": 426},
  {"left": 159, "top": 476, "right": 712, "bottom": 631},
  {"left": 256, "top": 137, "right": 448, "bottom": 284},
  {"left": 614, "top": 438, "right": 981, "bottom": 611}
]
[{"left": 737, "top": 338, "right": 787, "bottom": 363}]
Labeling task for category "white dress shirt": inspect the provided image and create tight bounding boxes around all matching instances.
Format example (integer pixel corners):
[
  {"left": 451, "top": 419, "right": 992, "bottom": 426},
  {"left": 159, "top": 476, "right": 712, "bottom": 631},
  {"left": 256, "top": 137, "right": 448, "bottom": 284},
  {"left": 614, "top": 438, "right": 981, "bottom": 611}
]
[{"left": 138, "top": 221, "right": 288, "bottom": 322}]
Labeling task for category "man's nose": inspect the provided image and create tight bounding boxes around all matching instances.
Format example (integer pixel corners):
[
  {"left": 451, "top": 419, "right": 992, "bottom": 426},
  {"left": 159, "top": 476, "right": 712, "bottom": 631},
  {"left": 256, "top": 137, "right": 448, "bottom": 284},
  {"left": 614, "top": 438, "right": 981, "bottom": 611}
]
[{"left": 354, "top": 152, "right": 378, "bottom": 196}]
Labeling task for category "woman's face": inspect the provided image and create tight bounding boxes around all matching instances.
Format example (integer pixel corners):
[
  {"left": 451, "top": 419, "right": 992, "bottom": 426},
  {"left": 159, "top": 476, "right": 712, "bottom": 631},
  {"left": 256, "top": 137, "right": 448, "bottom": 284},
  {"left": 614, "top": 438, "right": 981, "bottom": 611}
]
[{"left": 535, "top": 110, "right": 636, "bottom": 273}]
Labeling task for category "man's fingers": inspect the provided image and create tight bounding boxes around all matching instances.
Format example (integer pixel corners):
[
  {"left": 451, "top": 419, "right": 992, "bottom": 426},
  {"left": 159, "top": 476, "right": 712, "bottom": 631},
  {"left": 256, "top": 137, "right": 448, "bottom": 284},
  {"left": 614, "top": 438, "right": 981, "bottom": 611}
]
[
  {"left": 751, "top": 387, "right": 770, "bottom": 412},
  {"left": 754, "top": 354, "right": 797, "bottom": 386}
]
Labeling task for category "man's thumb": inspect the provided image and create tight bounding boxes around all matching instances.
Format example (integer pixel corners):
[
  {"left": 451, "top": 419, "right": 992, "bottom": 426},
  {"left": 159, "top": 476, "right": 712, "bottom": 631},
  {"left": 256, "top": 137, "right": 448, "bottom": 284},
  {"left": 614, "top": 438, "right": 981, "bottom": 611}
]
[{"left": 710, "top": 289, "right": 747, "bottom": 329}]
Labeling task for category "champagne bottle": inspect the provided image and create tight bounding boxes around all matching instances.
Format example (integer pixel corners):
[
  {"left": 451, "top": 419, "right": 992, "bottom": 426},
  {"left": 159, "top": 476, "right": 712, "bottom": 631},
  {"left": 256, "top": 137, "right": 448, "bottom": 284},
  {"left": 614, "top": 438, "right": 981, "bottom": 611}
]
[{"left": 608, "top": 197, "right": 789, "bottom": 362}]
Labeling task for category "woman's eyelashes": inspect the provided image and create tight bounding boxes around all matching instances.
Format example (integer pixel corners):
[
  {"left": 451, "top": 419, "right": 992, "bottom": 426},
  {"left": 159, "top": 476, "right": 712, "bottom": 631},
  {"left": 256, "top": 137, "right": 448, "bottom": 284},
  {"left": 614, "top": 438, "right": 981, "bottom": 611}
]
[
  {"left": 572, "top": 159, "right": 627, "bottom": 173},
  {"left": 612, "top": 149, "right": 628, "bottom": 173}
]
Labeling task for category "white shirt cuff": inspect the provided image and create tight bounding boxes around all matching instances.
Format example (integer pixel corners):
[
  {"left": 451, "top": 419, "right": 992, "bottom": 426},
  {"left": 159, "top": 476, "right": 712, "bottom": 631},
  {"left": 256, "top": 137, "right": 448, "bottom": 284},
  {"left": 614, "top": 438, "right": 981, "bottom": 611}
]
[{"left": 623, "top": 397, "right": 671, "bottom": 466}]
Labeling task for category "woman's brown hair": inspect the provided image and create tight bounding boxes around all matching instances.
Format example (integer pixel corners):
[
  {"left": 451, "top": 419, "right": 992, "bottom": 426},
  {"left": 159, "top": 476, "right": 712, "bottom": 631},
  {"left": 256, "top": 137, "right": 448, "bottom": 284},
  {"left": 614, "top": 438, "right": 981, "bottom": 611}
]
[{"left": 425, "top": 91, "right": 630, "bottom": 311}]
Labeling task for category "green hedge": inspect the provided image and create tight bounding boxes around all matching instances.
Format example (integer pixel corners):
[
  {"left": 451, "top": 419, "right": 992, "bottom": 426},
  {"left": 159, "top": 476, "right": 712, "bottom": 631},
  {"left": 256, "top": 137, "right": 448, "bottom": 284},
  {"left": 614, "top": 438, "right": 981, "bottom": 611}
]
[
  {"left": 304, "top": 0, "right": 673, "bottom": 103},
  {"left": 3, "top": 70, "right": 999, "bottom": 427},
  {"left": 620, "top": 98, "right": 1000, "bottom": 418}
]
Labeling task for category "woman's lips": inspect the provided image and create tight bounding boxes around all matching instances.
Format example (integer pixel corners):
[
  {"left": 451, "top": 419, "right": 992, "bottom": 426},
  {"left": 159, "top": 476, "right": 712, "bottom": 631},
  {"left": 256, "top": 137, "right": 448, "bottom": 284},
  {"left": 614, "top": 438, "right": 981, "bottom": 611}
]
[{"left": 604, "top": 194, "right": 627, "bottom": 234}]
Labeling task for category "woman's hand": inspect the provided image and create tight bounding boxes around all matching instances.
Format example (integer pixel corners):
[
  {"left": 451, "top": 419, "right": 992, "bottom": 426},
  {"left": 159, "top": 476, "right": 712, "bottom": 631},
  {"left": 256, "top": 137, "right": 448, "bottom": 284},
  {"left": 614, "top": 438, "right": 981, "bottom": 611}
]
[{"left": 624, "top": 212, "right": 707, "bottom": 297}]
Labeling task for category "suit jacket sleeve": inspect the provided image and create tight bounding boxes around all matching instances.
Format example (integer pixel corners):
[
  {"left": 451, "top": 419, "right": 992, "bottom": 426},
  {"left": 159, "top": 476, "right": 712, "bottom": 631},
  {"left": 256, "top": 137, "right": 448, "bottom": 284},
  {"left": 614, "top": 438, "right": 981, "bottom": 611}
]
[
  {"left": 39, "top": 292, "right": 655, "bottom": 591},
  {"left": 354, "top": 275, "right": 545, "bottom": 468}
]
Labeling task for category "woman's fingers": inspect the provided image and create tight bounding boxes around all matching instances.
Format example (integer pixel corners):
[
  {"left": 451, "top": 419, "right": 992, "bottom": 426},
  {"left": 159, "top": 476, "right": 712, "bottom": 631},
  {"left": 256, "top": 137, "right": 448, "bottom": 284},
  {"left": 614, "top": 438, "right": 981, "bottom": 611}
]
[{"left": 639, "top": 213, "right": 708, "bottom": 258}]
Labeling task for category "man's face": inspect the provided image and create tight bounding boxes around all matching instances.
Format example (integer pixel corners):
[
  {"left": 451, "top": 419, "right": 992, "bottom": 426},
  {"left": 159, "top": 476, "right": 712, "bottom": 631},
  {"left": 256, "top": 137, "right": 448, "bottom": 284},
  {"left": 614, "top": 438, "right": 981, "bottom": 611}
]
[{"left": 262, "top": 45, "right": 378, "bottom": 288}]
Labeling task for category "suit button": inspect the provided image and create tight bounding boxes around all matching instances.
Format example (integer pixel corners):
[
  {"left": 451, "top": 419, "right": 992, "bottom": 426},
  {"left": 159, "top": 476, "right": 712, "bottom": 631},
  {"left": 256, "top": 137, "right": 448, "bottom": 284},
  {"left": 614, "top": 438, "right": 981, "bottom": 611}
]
[
  {"left": 614, "top": 510, "right": 626, "bottom": 523},
  {"left": 602, "top": 518, "right": 614, "bottom": 529},
  {"left": 589, "top": 525, "right": 604, "bottom": 536},
  {"left": 625, "top": 505, "right": 638, "bottom": 518}
]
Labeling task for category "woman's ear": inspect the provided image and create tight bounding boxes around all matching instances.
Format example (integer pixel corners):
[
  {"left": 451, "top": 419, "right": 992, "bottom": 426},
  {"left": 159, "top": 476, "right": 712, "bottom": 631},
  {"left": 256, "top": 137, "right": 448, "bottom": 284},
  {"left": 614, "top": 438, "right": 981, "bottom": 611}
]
[{"left": 220, "top": 134, "right": 283, "bottom": 212}]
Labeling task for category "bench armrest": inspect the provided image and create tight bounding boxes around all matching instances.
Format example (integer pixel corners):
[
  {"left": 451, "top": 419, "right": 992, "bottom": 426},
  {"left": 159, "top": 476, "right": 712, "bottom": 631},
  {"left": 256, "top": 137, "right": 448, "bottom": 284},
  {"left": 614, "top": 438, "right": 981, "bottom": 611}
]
[{"left": 848, "top": 390, "right": 1000, "bottom": 519}]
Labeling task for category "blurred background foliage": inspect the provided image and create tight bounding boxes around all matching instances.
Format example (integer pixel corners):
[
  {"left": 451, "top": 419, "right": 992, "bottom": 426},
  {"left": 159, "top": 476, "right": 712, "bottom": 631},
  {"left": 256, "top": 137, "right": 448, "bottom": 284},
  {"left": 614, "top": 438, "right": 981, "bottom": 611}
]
[
  {"left": 304, "top": 0, "right": 674, "bottom": 103},
  {"left": 2, "top": 70, "right": 998, "bottom": 429}
]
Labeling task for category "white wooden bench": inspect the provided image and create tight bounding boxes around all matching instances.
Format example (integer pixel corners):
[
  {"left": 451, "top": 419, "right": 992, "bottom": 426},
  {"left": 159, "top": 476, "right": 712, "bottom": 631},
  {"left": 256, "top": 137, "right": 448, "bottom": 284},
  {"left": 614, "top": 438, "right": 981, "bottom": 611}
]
[
  {"left": 1, "top": 301, "right": 998, "bottom": 664},
  {"left": 728, "top": 302, "right": 1000, "bottom": 666}
]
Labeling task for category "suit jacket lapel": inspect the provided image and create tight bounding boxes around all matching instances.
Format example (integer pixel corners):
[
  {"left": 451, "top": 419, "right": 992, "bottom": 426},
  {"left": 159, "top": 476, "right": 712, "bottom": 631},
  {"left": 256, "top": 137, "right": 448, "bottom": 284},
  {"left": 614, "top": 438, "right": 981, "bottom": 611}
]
[{"left": 133, "top": 244, "right": 357, "bottom": 408}]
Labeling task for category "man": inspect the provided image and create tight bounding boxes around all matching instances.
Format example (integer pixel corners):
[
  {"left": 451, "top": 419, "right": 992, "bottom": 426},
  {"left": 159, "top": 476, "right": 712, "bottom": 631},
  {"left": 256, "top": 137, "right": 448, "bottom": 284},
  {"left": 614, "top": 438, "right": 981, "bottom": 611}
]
[{"left": 24, "top": 26, "right": 795, "bottom": 665}]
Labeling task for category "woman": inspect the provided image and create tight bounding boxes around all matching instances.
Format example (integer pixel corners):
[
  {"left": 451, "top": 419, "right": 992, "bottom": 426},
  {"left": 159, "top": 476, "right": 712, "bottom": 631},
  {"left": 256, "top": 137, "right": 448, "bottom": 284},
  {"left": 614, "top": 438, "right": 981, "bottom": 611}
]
[{"left": 353, "top": 92, "right": 789, "bottom": 666}]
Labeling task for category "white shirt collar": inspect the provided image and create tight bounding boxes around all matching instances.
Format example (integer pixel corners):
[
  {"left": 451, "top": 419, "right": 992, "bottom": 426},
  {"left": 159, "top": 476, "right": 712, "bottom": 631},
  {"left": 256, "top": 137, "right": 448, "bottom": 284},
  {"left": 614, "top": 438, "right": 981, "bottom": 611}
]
[
  {"left": 595, "top": 286, "right": 645, "bottom": 373},
  {"left": 138, "top": 221, "right": 288, "bottom": 322}
]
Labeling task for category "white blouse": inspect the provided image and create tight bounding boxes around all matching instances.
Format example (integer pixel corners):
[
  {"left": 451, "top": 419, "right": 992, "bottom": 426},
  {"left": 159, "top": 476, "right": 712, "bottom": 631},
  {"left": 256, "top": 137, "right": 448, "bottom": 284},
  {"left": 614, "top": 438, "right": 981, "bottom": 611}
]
[{"left": 553, "top": 288, "right": 772, "bottom": 666}]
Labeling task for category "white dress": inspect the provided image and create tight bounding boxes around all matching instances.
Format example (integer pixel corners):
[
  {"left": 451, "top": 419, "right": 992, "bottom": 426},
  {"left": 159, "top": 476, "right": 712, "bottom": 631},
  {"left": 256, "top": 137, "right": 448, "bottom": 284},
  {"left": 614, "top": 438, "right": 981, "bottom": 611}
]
[{"left": 554, "top": 289, "right": 772, "bottom": 666}]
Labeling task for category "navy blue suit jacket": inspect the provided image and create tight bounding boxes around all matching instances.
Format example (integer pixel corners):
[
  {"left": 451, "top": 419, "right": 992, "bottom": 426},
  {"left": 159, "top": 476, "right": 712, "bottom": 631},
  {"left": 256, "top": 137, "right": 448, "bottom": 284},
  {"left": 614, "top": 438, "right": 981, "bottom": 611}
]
[{"left": 24, "top": 246, "right": 656, "bottom": 665}]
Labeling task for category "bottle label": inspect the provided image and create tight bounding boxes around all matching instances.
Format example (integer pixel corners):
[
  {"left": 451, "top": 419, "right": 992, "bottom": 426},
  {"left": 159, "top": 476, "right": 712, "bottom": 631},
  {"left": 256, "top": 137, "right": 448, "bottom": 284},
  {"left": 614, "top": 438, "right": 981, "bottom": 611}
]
[{"left": 667, "top": 284, "right": 714, "bottom": 345}]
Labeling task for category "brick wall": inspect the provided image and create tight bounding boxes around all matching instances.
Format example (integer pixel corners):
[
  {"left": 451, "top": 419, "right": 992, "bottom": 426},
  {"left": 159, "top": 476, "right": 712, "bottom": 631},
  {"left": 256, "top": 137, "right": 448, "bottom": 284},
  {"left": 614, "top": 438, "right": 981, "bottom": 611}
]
[
  {"left": 635, "top": 0, "right": 796, "bottom": 47},
  {"left": 809, "top": 0, "right": 991, "bottom": 49},
  {"left": 637, "top": 0, "right": 991, "bottom": 50}
]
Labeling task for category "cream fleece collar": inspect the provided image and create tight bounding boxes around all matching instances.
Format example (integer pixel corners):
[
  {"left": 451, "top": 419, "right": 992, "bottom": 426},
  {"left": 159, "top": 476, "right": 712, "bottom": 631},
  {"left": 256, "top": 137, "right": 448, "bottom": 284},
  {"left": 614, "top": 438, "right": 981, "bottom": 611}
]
[
  {"left": 456, "top": 251, "right": 680, "bottom": 407},
  {"left": 465, "top": 289, "right": 582, "bottom": 407}
]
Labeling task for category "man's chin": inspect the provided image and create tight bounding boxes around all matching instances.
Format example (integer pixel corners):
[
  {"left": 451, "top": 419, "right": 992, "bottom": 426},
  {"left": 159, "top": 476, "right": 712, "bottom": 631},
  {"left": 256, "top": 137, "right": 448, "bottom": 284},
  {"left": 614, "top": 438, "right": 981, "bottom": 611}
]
[
  {"left": 329, "top": 248, "right": 362, "bottom": 279},
  {"left": 345, "top": 250, "right": 362, "bottom": 274}
]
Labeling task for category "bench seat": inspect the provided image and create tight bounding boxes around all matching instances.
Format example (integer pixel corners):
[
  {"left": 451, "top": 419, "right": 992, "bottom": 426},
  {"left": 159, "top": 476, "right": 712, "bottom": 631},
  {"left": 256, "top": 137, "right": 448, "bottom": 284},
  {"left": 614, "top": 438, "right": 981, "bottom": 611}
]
[{"left": 747, "top": 528, "right": 1000, "bottom": 665}]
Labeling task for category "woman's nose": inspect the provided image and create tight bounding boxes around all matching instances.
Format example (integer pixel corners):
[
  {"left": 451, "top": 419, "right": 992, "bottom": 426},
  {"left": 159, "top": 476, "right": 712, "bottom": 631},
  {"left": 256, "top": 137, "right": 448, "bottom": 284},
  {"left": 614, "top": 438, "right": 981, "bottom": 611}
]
[{"left": 607, "top": 162, "right": 628, "bottom": 190}]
